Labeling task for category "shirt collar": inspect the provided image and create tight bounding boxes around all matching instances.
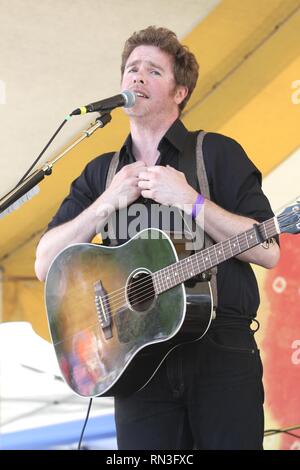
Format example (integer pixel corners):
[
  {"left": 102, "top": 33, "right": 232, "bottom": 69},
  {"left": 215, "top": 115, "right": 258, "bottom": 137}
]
[
  {"left": 161, "top": 118, "right": 189, "bottom": 153},
  {"left": 119, "top": 119, "right": 189, "bottom": 161}
]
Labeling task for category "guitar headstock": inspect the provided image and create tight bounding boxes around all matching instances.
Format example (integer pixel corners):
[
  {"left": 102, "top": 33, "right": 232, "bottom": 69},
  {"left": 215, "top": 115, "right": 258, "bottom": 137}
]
[{"left": 277, "top": 200, "right": 300, "bottom": 235}]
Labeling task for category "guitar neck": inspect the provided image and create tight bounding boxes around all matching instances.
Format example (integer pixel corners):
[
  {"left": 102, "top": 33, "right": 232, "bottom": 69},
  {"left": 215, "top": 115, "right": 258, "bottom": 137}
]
[{"left": 153, "top": 216, "right": 279, "bottom": 295}]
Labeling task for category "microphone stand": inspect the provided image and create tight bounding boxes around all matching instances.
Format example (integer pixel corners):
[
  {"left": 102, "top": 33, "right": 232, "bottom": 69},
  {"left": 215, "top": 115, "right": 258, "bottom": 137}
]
[{"left": 0, "top": 113, "right": 112, "bottom": 216}]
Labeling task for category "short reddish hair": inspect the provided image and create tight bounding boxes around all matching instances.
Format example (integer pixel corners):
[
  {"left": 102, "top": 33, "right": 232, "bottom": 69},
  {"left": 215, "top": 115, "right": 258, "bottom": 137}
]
[{"left": 121, "top": 26, "right": 199, "bottom": 111}]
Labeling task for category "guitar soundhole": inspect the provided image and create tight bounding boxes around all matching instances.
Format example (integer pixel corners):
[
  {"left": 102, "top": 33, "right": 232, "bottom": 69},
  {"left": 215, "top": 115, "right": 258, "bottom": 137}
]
[{"left": 127, "top": 269, "right": 155, "bottom": 312}]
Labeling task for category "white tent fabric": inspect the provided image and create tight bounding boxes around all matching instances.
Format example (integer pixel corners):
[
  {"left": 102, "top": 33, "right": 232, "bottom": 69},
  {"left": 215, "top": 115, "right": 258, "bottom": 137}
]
[{"left": 0, "top": 322, "right": 116, "bottom": 449}]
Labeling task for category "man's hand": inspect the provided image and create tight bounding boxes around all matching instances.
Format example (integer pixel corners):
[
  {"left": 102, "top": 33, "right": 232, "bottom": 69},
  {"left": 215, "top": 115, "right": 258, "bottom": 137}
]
[
  {"left": 105, "top": 161, "right": 147, "bottom": 211},
  {"left": 138, "top": 165, "right": 197, "bottom": 212}
]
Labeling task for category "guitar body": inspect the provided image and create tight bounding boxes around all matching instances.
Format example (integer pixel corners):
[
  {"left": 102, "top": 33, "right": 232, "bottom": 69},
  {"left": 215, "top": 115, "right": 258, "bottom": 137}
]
[{"left": 45, "top": 228, "right": 212, "bottom": 397}]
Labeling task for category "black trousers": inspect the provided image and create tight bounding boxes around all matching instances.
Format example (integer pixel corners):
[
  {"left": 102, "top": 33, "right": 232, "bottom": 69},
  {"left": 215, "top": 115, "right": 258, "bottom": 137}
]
[{"left": 114, "top": 321, "right": 265, "bottom": 450}]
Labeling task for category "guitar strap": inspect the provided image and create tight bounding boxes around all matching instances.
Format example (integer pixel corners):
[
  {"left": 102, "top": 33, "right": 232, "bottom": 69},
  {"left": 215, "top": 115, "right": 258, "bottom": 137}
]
[
  {"left": 105, "top": 151, "right": 120, "bottom": 190},
  {"left": 179, "top": 130, "right": 218, "bottom": 311},
  {"left": 105, "top": 129, "right": 218, "bottom": 311}
]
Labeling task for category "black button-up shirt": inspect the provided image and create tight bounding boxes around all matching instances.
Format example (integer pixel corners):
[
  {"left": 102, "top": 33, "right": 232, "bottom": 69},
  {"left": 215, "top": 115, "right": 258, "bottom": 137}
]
[{"left": 47, "top": 119, "right": 275, "bottom": 319}]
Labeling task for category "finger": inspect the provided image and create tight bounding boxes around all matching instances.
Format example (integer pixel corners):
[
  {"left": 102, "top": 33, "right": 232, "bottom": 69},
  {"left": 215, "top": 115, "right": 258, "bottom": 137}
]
[
  {"left": 145, "top": 166, "right": 159, "bottom": 172},
  {"left": 138, "top": 180, "right": 151, "bottom": 189},
  {"left": 147, "top": 165, "right": 168, "bottom": 174},
  {"left": 131, "top": 161, "right": 147, "bottom": 167},
  {"left": 138, "top": 171, "right": 151, "bottom": 180},
  {"left": 129, "top": 177, "right": 140, "bottom": 186},
  {"left": 130, "top": 165, "right": 148, "bottom": 177},
  {"left": 141, "top": 189, "right": 153, "bottom": 199}
]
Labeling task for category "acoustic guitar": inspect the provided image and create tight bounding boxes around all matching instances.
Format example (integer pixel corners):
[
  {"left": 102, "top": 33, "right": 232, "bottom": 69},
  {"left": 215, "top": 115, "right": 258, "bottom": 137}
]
[{"left": 45, "top": 201, "right": 300, "bottom": 397}]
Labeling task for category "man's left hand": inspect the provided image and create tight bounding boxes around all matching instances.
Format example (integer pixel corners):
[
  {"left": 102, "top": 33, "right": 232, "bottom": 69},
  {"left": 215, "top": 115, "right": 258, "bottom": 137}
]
[{"left": 138, "top": 165, "right": 197, "bottom": 213}]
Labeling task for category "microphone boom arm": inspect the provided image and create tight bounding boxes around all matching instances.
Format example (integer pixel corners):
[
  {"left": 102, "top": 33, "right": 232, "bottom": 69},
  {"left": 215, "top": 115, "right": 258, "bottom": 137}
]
[{"left": 0, "top": 113, "right": 112, "bottom": 217}]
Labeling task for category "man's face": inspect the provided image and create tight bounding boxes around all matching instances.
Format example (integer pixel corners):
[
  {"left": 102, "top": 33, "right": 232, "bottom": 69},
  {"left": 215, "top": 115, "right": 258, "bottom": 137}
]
[{"left": 121, "top": 45, "right": 184, "bottom": 120}]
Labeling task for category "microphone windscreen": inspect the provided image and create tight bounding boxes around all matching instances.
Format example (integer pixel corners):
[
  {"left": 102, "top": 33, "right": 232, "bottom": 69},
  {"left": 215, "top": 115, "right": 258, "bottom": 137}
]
[{"left": 122, "top": 90, "right": 136, "bottom": 108}]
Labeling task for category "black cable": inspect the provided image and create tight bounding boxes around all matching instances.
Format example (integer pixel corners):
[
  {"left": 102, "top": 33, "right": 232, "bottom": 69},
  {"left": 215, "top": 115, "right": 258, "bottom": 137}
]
[
  {"left": 77, "top": 398, "right": 93, "bottom": 450},
  {"left": 282, "top": 431, "right": 300, "bottom": 438},
  {"left": 264, "top": 425, "right": 300, "bottom": 438},
  {"left": 15, "top": 118, "right": 68, "bottom": 187}
]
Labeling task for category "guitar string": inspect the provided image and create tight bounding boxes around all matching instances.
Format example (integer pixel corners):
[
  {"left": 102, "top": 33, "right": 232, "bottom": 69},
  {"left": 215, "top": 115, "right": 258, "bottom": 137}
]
[
  {"left": 54, "top": 211, "right": 297, "bottom": 348},
  {"left": 60, "top": 219, "right": 276, "bottom": 320},
  {"left": 100, "top": 216, "right": 282, "bottom": 308},
  {"left": 54, "top": 216, "right": 286, "bottom": 344},
  {"left": 89, "top": 218, "right": 276, "bottom": 311},
  {"left": 55, "top": 239, "right": 223, "bottom": 346},
  {"left": 54, "top": 225, "right": 264, "bottom": 345},
  {"left": 102, "top": 232, "right": 257, "bottom": 312},
  {"left": 57, "top": 218, "right": 277, "bottom": 320},
  {"left": 112, "top": 210, "right": 292, "bottom": 313},
  {"left": 62, "top": 223, "right": 259, "bottom": 320},
  {"left": 97, "top": 213, "right": 286, "bottom": 314},
  {"left": 111, "top": 209, "right": 293, "bottom": 307}
]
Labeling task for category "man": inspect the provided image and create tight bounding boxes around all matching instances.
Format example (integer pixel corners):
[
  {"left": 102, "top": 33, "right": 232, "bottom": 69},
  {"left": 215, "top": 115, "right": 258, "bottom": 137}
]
[{"left": 35, "top": 26, "right": 280, "bottom": 449}]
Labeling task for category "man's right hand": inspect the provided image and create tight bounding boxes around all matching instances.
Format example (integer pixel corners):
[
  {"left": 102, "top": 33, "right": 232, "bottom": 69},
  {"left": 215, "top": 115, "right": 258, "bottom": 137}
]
[{"left": 102, "top": 161, "right": 147, "bottom": 211}]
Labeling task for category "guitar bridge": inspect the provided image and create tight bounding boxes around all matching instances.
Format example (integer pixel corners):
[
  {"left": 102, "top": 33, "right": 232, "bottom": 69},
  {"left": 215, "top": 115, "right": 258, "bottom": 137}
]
[{"left": 94, "top": 280, "right": 113, "bottom": 339}]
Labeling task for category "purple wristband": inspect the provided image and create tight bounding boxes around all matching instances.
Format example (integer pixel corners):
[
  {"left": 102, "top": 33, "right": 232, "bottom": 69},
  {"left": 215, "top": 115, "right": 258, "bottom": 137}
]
[{"left": 192, "top": 193, "right": 205, "bottom": 220}]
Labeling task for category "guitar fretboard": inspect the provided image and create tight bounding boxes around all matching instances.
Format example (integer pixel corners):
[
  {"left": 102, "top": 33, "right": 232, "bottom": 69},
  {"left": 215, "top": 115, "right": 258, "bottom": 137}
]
[{"left": 153, "top": 217, "right": 278, "bottom": 295}]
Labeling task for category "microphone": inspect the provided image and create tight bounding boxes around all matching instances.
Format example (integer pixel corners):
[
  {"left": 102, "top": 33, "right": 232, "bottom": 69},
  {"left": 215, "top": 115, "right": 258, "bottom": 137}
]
[{"left": 70, "top": 90, "right": 136, "bottom": 116}]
